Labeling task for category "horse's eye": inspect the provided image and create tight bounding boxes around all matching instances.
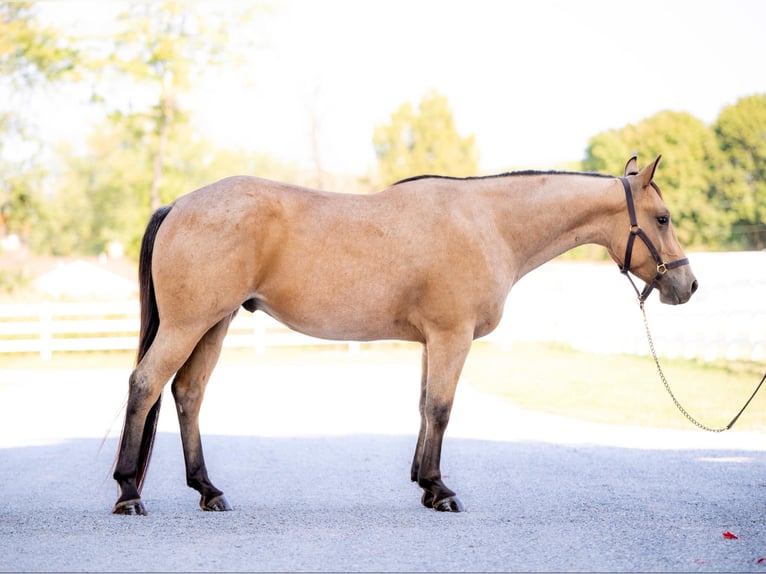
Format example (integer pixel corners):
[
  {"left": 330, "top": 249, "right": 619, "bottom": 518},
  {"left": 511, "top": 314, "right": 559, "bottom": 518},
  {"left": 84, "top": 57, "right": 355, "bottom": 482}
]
[{"left": 656, "top": 215, "right": 670, "bottom": 226}]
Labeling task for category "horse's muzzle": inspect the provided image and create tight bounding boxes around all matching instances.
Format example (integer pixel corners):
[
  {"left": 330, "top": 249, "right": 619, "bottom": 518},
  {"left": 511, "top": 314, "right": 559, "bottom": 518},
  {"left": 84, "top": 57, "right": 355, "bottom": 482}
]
[{"left": 659, "top": 275, "right": 698, "bottom": 305}]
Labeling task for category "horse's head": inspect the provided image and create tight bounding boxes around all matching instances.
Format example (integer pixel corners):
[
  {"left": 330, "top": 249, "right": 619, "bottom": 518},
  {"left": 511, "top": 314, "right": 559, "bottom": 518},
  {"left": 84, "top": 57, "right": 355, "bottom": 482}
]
[{"left": 608, "top": 155, "right": 698, "bottom": 305}]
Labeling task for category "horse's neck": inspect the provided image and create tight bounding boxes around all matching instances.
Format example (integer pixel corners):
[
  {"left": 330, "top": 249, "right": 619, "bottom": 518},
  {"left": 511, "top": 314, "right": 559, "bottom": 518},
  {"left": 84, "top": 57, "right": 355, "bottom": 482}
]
[{"left": 487, "top": 174, "right": 622, "bottom": 278}]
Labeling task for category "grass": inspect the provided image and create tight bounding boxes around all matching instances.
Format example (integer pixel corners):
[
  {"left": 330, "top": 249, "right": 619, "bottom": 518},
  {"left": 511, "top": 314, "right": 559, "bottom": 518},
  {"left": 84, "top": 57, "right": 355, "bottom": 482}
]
[
  {"left": 463, "top": 342, "right": 766, "bottom": 431},
  {"left": 2, "top": 341, "right": 764, "bottom": 431}
]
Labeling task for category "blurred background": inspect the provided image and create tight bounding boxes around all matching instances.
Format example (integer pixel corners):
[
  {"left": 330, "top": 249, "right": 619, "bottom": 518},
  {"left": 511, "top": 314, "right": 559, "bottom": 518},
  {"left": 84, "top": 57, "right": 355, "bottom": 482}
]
[
  {"left": 2, "top": 0, "right": 765, "bottom": 266},
  {"left": 0, "top": 1, "right": 765, "bottom": 429}
]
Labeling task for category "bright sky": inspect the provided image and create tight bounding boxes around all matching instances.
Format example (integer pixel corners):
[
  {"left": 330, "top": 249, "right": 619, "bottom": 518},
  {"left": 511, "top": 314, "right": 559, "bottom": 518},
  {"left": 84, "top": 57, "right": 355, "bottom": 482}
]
[{"left": 36, "top": 0, "right": 766, "bottom": 177}]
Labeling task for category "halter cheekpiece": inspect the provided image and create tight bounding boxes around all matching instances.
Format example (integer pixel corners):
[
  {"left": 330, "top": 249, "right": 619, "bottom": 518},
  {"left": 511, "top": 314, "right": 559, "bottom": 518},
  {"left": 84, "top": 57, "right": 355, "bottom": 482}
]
[{"left": 618, "top": 176, "right": 689, "bottom": 303}]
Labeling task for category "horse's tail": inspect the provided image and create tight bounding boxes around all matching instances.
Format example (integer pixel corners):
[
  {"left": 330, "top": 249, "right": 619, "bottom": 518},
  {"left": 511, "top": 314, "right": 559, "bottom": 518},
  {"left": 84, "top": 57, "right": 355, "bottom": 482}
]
[{"left": 134, "top": 204, "right": 173, "bottom": 493}]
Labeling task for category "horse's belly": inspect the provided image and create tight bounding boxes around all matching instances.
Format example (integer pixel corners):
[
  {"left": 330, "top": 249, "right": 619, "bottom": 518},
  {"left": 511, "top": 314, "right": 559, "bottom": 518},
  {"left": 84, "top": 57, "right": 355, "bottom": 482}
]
[
  {"left": 255, "top": 298, "right": 421, "bottom": 343},
  {"left": 270, "top": 313, "right": 419, "bottom": 343}
]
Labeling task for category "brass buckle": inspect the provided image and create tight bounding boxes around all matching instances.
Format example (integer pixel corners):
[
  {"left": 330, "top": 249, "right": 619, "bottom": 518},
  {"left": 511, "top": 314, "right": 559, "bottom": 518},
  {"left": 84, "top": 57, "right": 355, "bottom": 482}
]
[{"left": 656, "top": 262, "right": 668, "bottom": 275}]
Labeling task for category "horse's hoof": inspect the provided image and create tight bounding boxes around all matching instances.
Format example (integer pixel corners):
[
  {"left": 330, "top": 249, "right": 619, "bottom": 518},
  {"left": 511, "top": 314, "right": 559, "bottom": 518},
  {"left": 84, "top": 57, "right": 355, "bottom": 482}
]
[
  {"left": 112, "top": 498, "right": 148, "bottom": 516},
  {"left": 201, "top": 494, "right": 232, "bottom": 512},
  {"left": 421, "top": 491, "right": 435, "bottom": 508},
  {"left": 433, "top": 496, "right": 464, "bottom": 512}
]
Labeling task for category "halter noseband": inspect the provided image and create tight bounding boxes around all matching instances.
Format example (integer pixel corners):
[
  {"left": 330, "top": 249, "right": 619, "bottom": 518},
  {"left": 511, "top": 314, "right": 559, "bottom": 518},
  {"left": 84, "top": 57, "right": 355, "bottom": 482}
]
[{"left": 618, "top": 176, "right": 689, "bottom": 303}]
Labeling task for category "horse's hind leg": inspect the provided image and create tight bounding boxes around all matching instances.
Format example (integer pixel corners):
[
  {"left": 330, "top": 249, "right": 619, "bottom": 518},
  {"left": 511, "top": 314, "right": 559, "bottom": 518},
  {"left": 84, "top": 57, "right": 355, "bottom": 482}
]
[
  {"left": 113, "top": 326, "right": 206, "bottom": 515},
  {"left": 171, "top": 313, "right": 235, "bottom": 511},
  {"left": 410, "top": 345, "right": 428, "bottom": 483}
]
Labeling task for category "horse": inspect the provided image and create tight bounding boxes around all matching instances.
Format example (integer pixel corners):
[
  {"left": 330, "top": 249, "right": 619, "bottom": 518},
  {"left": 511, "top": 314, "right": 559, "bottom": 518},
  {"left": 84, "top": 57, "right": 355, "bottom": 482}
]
[{"left": 112, "top": 155, "right": 698, "bottom": 515}]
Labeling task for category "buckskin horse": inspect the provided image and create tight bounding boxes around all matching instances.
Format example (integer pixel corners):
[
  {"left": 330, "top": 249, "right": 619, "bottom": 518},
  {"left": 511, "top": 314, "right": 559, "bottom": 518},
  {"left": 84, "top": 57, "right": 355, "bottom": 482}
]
[{"left": 112, "top": 155, "right": 698, "bottom": 515}]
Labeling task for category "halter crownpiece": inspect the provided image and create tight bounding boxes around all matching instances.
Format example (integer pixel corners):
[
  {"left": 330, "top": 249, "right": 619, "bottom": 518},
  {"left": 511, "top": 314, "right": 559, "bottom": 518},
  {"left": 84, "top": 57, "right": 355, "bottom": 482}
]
[{"left": 618, "top": 176, "right": 689, "bottom": 303}]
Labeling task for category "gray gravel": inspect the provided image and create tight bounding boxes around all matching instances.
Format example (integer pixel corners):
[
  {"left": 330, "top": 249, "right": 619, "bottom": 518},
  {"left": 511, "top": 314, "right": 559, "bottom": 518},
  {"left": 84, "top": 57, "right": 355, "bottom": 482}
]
[{"left": 1, "top": 361, "right": 765, "bottom": 572}]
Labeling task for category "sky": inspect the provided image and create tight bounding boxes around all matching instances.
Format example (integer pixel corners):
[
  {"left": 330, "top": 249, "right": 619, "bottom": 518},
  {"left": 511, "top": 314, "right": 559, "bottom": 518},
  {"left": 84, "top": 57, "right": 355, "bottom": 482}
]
[{"left": 34, "top": 0, "right": 766, "bottom": 177}]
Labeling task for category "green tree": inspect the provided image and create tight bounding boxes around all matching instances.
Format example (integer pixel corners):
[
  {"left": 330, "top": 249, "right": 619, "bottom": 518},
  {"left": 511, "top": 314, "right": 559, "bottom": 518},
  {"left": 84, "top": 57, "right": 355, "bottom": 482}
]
[
  {"left": 33, "top": 2, "right": 263, "bottom": 258},
  {"left": 373, "top": 90, "right": 479, "bottom": 185},
  {"left": 0, "top": 2, "right": 77, "bottom": 89},
  {"left": 583, "top": 111, "right": 725, "bottom": 249},
  {"left": 41, "top": 118, "right": 298, "bottom": 258},
  {"left": 0, "top": 2, "right": 78, "bottom": 243},
  {"left": 100, "top": 2, "right": 255, "bottom": 211},
  {"left": 37, "top": 121, "right": 155, "bottom": 256},
  {"left": 713, "top": 94, "right": 766, "bottom": 249}
]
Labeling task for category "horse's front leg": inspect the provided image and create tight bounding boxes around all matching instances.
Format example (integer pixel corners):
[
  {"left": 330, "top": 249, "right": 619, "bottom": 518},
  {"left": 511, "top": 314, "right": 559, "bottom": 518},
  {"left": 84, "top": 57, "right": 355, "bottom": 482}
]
[
  {"left": 413, "top": 329, "right": 472, "bottom": 512},
  {"left": 171, "top": 314, "right": 235, "bottom": 511}
]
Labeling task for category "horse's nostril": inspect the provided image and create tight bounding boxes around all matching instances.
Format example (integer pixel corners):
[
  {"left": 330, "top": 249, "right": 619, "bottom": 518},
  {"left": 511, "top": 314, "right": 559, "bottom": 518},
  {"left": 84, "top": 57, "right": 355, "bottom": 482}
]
[{"left": 691, "top": 279, "right": 699, "bottom": 294}]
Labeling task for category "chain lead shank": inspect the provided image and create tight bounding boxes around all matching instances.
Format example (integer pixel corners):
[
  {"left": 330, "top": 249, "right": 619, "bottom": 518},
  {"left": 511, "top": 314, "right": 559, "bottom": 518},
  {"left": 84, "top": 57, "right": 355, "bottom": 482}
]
[{"left": 640, "top": 301, "right": 766, "bottom": 432}]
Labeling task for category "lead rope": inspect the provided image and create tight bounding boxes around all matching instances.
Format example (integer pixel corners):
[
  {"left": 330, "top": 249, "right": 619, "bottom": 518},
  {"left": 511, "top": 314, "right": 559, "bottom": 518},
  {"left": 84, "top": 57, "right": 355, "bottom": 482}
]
[{"left": 639, "top": 300, "right": 766, "bottom": 432}]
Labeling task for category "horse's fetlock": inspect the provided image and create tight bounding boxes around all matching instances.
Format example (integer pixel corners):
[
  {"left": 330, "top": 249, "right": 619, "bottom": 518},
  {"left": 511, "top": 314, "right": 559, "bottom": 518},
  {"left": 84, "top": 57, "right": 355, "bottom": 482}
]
[
  {"left": 113, "top": 469, "right": 131, "bottom": 482},
  {"left": 416, "top": 472, "right": 440, "bottom": 490}
]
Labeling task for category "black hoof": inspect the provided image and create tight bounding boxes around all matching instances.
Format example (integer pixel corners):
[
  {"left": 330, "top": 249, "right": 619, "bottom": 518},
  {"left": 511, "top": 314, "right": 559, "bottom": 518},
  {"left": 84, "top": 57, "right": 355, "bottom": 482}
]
[
  {"left": 421, "top": 490, "right": 464, "bottom": 512},
  {"left": 112, "top": 498, "right": 148, "bottom": 516},
  {"left": 201, "top": 494, "right": 232, "bottom": 512},
  {"left": 433, "top": 496, "right": 464, "bottom": 512}
]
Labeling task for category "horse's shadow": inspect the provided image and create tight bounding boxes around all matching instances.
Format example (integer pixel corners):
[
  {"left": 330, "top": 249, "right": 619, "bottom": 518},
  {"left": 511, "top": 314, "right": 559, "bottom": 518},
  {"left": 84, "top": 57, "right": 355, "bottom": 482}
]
[
  {"left": 2, "top": 433, "right": 765, "bottom": 571},
  {"left": 3, "top": 432, "right": 764, "bottom": 514}
]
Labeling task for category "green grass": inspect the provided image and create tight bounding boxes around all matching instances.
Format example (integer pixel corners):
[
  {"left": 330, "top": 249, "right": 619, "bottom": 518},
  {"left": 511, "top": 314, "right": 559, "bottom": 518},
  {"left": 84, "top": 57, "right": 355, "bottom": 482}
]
[
  {"left": 462, "top": 342, "right": 766, "bottom": 431},
  {"left": 2, "top": 341, "right": 764, "bottom": 431}
]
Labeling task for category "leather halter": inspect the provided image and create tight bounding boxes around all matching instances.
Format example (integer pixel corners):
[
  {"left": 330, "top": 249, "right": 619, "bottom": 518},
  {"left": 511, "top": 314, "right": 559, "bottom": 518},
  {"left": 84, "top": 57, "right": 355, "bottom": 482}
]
[{"left": 618, "top": 176, "right": 689, "bottom": 303}]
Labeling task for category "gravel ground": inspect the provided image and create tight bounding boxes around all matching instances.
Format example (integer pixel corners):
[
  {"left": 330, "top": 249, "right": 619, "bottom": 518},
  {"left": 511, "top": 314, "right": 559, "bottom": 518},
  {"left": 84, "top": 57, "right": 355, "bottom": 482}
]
[{"left": 1, "top": 361, "right": 765, "bottom": 572}]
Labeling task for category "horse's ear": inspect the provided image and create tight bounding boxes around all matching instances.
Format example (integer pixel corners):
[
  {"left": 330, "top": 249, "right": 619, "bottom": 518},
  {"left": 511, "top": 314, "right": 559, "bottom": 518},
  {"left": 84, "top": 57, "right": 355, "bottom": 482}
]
[
  {"left": 636, "top": 154, "right": 662, "bottom": 187},
  {"left": 623, "top": 156, "right": 639, "bottom": 176}
]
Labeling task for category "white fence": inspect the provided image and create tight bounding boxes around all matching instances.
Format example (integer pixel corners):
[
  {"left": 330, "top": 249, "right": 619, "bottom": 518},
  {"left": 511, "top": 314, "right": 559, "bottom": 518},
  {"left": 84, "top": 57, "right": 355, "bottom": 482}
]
[
  {"left": 495, "top": 252, "right": 766, "bottom": 362},
  {"left": 1, "top": 252, "right": 764, "bottom": 362},
  {"left": 0, "top": 300, "right": 358, "bottom": 360}
]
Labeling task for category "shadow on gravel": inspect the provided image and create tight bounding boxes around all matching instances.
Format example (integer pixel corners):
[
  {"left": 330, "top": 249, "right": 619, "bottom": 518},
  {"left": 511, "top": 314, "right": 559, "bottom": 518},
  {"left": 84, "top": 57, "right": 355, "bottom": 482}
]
[{"left": 1, "top": 433, "right": 765, "bottom": 572}]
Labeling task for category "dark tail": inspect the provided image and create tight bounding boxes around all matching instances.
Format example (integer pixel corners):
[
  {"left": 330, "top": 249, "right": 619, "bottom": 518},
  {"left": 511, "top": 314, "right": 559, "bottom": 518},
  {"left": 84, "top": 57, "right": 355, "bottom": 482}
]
[{"left": 134, "top": 204, "right": 173, "bottom": 493}]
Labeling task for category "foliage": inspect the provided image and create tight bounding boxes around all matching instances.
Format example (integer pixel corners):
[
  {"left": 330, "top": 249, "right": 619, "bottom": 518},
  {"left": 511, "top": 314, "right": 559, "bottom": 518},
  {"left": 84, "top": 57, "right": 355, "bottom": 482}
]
[
  {"left": 97, "top": 2, "right": 257, "bottom": 211},
  {"left": 0, "top": 2, "right": 79, "bottom": 243},
  {"left": 36, "top": 121, "right": 153, "bottom": 256},
  {"left": 39, "top": 119, "right": 298, "bottom": 258},
  {"left": 584, "top": 97, "right": 766, "bottom": 251},
  {"left": 19, "top": 1, "right": 268, "bottom": 259},
  {"left": 373, "top": 90, "right": 479, "bottom": 186},
  {"left": 713, "top": 94, "right": 766, "bottom": 249},
  {"left": 0, "top": 2, "right": 78, "bottom": 89},
  {"left": 583, "top": 111, "right": 726, "bottom": 249},
  {"left": 0, "top": 266, "right": 31, "bottom": 295},
  {"left": 2, "top": 2, "right": 765, "bottom": 258}
]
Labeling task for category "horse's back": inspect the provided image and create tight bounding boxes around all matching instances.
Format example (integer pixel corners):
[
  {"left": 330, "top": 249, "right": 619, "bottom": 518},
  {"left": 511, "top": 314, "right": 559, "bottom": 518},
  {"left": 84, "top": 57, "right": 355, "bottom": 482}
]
[{"left": 151, "top": 176, "right": 510, "bottom": 342}]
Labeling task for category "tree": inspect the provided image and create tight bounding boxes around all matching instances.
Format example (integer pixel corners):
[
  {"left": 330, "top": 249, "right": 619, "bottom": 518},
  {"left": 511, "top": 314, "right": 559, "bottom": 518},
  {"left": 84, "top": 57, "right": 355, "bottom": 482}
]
[
  {"left": 101, "top": 2, "right": 255, "bottom": 211},
  {"left": 713, "top": 94, "right": 766, "bottom": 249},
  {"left": 583, "top": 111, "right": 725, "bottom": 249},
  {"left": 38, "top": 120, "right": 156, "bottom": 256},
  {"left": 0, "top": 2, "right": 78, "bottom": 243},
  {"left": 0, "top": 2, "right": 77, "bottom": 88},
  {"left": 40, "top": 118, "right": 299, "bottom": 258},
  {"left": 373, "top": 90, "right": 479, "bottom": 185},
  {"left": 28, "top": 2, "right": 275, "bottom": 258}
]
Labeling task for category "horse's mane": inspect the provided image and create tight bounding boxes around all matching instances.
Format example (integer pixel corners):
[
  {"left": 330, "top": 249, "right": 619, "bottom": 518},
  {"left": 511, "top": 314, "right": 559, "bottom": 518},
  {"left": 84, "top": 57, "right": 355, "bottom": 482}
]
[{"left": 392, "top": 170, "right": 613, "bottom": 186}]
